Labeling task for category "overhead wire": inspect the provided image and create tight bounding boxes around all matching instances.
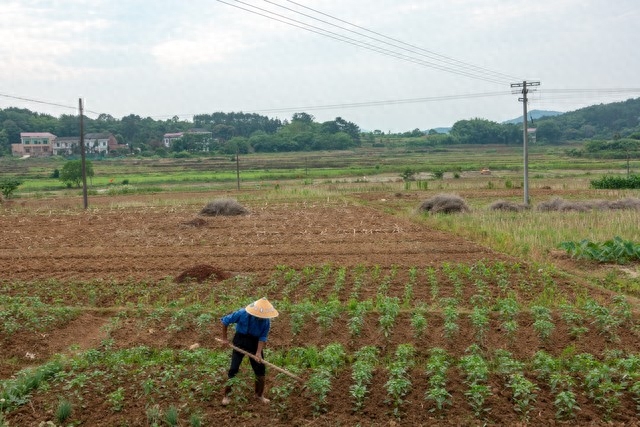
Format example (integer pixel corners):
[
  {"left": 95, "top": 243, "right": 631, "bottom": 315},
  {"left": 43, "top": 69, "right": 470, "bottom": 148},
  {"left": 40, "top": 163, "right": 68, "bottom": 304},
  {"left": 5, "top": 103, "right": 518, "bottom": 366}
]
[
  {"left": 269, "top": 0, "right": 522, "bottom": 83},
  {"left": 0, "top": 92, "right": 102, "bottom": 116},
  {"left": 216, "top": 0, "right": 511, "bottom": 85}
]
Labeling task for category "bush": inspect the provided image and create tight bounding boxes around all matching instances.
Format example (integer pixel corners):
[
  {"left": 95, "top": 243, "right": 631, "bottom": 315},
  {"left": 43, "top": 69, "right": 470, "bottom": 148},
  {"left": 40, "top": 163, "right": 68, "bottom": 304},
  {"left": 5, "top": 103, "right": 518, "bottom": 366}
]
[
  {"left": 418, "top": 194, "right": 469, "bottom": 214},
  {"left": 200, "top": 198, "right": 248, "bottom": 216},
  {"left": 0, "top": 178, "right": 23, "bottom": 198},
  {"left": 591, "top": 175, "right": 640, "bottom": 189}
]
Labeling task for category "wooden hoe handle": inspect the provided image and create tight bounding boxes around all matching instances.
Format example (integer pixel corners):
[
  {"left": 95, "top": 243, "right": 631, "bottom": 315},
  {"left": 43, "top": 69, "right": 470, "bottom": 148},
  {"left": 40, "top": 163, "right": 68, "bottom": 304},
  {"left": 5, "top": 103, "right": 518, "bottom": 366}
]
[{"left": 215, "top": 337, "right": 305, "bottom": 383}]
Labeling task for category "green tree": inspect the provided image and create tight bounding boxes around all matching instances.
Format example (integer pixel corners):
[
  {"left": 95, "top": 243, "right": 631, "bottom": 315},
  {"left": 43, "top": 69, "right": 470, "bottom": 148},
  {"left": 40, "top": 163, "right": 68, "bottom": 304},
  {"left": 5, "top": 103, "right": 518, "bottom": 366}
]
[
  {"left": 0, "top": 178, "right": 23, "bottom": 198},
  {"left": 60, "top": 160, "right": 94, "bottom": 188}
]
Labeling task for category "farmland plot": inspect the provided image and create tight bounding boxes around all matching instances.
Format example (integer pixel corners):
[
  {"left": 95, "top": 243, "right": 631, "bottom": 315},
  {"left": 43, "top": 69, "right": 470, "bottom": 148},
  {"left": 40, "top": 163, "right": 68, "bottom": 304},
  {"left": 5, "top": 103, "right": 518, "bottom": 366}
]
[{"left": 1, "top": 193, "right": 639, "bottom": 426}]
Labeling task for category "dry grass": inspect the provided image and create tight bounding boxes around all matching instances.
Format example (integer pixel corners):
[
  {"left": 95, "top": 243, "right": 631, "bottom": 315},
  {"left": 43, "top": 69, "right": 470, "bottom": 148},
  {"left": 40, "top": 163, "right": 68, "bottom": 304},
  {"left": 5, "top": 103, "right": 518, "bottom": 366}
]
[
  {"left": 488, "top": 200, "right": 530, "bottom": 212},
  {"left": 536, "top": 197, "right": 640, "bottom": 212},
  {"left": 418, "top": 193, "right": 470, "bottom": 214},
  {"left": 199, "top": 198, "right": 248, "bottom": 216}
]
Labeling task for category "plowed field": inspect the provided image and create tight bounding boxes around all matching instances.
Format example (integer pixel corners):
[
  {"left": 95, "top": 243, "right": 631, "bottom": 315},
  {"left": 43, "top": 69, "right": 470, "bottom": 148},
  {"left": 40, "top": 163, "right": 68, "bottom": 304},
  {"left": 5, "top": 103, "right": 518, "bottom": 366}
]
[{"left": 1, "top": 193, "right": 639, "bottom": 426}]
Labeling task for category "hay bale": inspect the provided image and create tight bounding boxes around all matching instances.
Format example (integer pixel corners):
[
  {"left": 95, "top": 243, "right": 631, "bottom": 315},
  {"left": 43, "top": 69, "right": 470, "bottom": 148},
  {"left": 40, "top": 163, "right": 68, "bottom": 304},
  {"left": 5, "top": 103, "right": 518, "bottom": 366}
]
[
  {"left": 606, "top": 197, "right": 640, "bottom": 210},
  {"left": 489, "top": 200, "right": 528, "bottom": 212},
  {"left": 536, "top": 197, "right": 589, "bottom": 212},
  {"left": 537, "top": 197, "right": 640, "bottom": 212},
  {"left": 200, "top": 198, "right": 248, "bottom": 216},
  {"left": 175, "top": 264, "right": 231, "bottom": 283},
  {"left": 418, "top": 193, "right": 469, "bottom": 214}
]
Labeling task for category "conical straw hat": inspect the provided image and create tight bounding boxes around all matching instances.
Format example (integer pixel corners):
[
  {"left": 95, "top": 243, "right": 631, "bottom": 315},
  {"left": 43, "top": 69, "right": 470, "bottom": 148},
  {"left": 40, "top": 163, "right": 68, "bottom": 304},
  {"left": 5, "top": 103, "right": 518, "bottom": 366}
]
[{"left": 246, "top": 297, "right": 279, "bottom": 319}]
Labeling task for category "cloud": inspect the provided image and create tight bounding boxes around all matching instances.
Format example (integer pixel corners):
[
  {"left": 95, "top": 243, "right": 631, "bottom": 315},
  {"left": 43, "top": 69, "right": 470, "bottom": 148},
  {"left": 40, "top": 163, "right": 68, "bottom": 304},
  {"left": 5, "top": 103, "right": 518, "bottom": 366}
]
[{"left": 0, "top": 2, "right": 111, "bottom": 80}]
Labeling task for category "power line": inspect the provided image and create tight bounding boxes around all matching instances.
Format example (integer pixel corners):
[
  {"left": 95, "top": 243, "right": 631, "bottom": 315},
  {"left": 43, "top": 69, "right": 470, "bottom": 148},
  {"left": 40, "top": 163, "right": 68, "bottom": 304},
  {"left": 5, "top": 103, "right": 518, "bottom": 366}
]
[
  {"left": 271, "top": 0, "right": 522, "bottom": 83},
  {"left": 0, "top": 92, "right": 101, "bottom": 115},
  {"left": 216, "top": 0, "right": 510, "bottom": 85},
  {"left": 247, "top": 91, "right": 511, "bottom": 114}
]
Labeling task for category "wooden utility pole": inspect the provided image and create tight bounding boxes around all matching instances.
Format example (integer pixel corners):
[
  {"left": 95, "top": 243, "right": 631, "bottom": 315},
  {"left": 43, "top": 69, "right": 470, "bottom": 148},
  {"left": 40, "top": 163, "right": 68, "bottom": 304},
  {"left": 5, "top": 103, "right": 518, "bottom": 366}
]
[
  {"left": 511, "top": 81, "right": 540, "bottom": 205},
  {"left": 79, "top": 98, "right": 88, "bottom": 209},
  {"left": 236, "top": 147, "right": 240, "bottom": 191}
]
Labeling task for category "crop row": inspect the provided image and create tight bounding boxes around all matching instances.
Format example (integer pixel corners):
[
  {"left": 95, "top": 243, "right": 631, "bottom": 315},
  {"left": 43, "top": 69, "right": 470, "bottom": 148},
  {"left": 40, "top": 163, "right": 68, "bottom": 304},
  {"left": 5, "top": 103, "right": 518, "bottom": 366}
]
[
  {"left": 2, "top": 345, "right": 638, "bottom": 424},
  {"left": 1, "top": 261, "right": 583, "bottom": 310},
  {"left": 2, "top": 293, "right": 635, "bottom": 349}
]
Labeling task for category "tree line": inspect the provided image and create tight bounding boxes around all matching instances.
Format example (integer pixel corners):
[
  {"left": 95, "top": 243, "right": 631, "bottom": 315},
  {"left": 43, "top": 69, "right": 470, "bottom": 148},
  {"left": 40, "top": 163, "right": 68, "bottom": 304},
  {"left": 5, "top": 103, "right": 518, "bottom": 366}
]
[{"left": 1, "top": 97, "right": 639, "bottom": 157}]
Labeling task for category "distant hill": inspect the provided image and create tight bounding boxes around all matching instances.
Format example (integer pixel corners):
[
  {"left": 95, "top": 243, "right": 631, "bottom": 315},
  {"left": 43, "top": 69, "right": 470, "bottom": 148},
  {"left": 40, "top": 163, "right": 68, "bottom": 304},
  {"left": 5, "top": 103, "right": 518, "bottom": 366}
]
[
  {"left": 503, "top": 110, "right": 563, "bottom": 125},
  {"left": 428, "top": 127, "right": 451, "bottom": 134}
]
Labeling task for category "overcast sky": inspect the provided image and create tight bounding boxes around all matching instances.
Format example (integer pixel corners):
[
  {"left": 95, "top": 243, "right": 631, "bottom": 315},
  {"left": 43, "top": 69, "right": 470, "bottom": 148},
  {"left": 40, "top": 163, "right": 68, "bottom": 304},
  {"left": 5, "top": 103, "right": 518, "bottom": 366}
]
[{"left": 2, "top": 0, "right": 639, "bottom": 132}]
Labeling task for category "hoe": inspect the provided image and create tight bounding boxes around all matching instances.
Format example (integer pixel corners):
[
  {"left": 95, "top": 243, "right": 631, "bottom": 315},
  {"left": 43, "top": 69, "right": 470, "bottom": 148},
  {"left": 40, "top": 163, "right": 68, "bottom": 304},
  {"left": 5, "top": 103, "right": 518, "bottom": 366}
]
[{"left": 215, "top": 337, "right": 305, "bottom": 384}]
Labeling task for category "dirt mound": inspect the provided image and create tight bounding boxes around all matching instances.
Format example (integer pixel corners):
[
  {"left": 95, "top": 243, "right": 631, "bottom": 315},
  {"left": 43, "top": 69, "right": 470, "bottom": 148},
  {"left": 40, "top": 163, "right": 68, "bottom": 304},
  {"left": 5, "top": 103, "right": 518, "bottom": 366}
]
[{"left": 175, "top": 264, "right": 231, "bottom": 283}]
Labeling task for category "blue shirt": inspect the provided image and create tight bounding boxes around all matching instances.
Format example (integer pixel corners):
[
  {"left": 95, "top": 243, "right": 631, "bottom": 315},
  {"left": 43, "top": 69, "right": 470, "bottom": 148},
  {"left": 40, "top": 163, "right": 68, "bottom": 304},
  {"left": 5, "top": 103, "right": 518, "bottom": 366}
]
[{"left": 221, "top": 308, "right": 271, "bottom": 342}]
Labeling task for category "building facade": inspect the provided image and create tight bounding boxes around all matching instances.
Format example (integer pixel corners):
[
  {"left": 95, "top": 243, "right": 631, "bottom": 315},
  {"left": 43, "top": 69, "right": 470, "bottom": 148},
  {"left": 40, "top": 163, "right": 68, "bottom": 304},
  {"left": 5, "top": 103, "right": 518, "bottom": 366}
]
[{"left": 12, "top": 132, "right": 57, "bottom": 157}]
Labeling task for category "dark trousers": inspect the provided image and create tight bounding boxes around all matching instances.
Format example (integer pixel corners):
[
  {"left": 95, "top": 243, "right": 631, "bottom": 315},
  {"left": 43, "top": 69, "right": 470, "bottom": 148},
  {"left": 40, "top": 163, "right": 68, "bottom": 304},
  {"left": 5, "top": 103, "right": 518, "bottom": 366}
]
[{"left": 228, "top": 332, "right": 265, "bottom": 378}]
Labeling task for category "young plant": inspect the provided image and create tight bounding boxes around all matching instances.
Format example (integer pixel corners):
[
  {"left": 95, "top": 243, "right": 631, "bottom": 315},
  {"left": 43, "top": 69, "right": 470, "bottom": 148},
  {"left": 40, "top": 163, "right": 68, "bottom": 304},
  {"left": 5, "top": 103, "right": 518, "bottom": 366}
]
[
  {"left": 347, "top": 300, "right": 371, "bottom": 337},
  {"left": 507, "top": 373, "right": 539, "bottom": 422},
  {"left": 316, "top": 297, "right": 342, "bottom": 330},
  {"left": 470, "top": 306, "right": 490, "bottom": 345},
  {"left": 164, "top": 405, "right": 179, "bottom": 427},
  {"left": 554, "top": 390, "right": 580, "bottom": 420},
  {"left": 378, "top": 296, "right": 400, "bottom": 338},
  {"left": 441, "top": 298, "right": 459, "bottom": 339},
  {"left": 385, "top": 344, "right": 415, "bottom": 418},
  {"left": 270, "top": 372, "right": 298, "bottom": 419},
  {"left": 426, "top": 267, "right": 439, "bottom": 301},
  {"left": 459, "top": 346, "right": 491, "bottom": 417},
  {"left": 531, "top": 305, "right": 555, "bottom": 343},
  {"left": 424, "top": 348, "right": 452, "bottom": 414},
  {"left": 410, "top": 304, "right": 428, "bottom": 338},
  {"left": 107, "top": 386, "right": 125, "bottom": 412},
  {"left": 350, "top": 346, "right": 379, "bottom": 412},
  {"left": 495, "top": 296, "right": 519, "bottom": 343},
  {"left": 307, "top": 368, "right": 332, "bottom": 415},
  {"left": 55, "top": 399, "right": 73, "bottom": 424}
]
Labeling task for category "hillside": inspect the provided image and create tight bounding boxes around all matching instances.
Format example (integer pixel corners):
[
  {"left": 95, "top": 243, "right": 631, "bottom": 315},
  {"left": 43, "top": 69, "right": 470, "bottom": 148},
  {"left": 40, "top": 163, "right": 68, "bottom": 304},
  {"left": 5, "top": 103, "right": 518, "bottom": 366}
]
[{"left": 502, "top": 109, "right": 563, "bottom": 125}]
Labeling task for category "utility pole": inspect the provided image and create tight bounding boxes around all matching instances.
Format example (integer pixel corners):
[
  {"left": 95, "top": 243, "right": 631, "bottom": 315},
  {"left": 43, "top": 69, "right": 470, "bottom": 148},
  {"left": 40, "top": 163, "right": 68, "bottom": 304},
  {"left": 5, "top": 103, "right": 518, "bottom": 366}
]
[
  {"left": 235, "top": 147, "right": 240, "bottom": 191},
  {"left": 511, "top": 80, "right": 540, "bottom": 205},
  {"left": 79, "top": 98, "right": 88, "bottom": 209}
]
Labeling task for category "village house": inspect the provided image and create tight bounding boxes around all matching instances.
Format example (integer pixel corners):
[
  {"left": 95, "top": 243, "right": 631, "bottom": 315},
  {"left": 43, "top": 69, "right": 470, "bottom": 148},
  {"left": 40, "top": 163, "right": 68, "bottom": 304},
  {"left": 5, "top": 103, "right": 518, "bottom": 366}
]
[
  {"left": 162, "top": 129, "right": 213, "bottom": 149},
  {"left": 12, "top": 132, "right": 56, "bottom": 157},
  {"left": 13, "top": 132, "right": 124, "bottom": 157}
]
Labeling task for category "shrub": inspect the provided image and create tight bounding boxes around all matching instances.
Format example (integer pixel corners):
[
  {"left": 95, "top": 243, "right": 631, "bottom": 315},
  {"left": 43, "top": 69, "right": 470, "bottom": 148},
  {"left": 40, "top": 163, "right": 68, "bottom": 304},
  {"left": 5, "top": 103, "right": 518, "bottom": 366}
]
[
  {"left": 200, "top": 198, "right": 248, "bottom": 216},
  {"left": 0, "top": 178, "right": 22, "bottom": 198},
  {"left": 418, "top": 194, "right": 469, "bottom": 214},
  {"left": 591, "top": 174, "right": 640, "bottom": 189}
]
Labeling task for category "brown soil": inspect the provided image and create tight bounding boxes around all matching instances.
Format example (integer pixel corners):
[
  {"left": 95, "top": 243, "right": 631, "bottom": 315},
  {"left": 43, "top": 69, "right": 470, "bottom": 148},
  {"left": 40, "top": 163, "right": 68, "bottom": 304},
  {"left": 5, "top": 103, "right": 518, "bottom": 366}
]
[
  {"left": 1, "top": 193, "right": 639, "bottom": 426},
  {"left": 175, "top": 264, "right": 231, "bottom": 283}
]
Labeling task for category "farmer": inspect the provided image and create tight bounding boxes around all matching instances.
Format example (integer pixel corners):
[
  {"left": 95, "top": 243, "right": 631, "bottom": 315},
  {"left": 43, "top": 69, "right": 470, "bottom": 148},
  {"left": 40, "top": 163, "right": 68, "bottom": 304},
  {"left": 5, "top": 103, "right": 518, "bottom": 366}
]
[{"left": 220, "top": 297, "right": 279, "bottom": 405}]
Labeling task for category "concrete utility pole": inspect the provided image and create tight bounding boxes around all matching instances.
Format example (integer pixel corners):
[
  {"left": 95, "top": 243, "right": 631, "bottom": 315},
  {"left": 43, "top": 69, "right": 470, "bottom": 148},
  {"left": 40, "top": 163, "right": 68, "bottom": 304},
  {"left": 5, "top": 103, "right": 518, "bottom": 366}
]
[
  {"left": 511, "top": 81, "right": 540, "bottom": 205},
  {"left": 79, "top": 98, "right": 88, "bottom": 209}
]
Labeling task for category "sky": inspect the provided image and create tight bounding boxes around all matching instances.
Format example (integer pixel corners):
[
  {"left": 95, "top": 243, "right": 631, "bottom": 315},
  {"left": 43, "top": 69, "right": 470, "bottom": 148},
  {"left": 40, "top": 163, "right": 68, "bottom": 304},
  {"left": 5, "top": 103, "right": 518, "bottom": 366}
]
[{"left": 1, "top": 0, "right": 639, "bottom": 132}]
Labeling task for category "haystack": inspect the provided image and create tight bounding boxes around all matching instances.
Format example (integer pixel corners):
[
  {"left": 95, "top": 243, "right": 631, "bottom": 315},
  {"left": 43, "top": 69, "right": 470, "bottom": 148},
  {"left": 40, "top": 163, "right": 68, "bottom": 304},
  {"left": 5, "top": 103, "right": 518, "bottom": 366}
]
[
  {"left": 199, "top": 198, "right": 248, "bottom": 216},
  {"left": 418, "top": 193, "right": 469, "bottom": 214},
  {"left": 489, "top": 200, "right": 529, "bottom": 212}
]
